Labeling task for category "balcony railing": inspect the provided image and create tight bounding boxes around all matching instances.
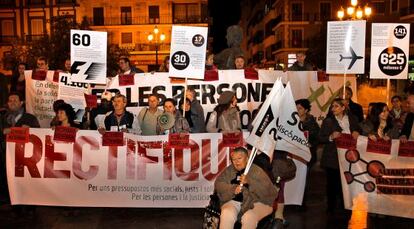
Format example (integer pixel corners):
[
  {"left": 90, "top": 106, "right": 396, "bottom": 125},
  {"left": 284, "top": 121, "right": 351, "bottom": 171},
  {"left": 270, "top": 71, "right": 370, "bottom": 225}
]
[
  {"left": 134, "top": 43, "right": 171, "bottom": 52},
  {"left": 273, "top": 39, "right": 310, "bottom": 50},
  {"left": 88, "top": 14, "right": 208, "bottom": 26},
  {"left": 26, "top": 34, "right": 47, "bottom": 42},
  {"left": 0, "top": 35, "right": 18, "bottom": 44}
]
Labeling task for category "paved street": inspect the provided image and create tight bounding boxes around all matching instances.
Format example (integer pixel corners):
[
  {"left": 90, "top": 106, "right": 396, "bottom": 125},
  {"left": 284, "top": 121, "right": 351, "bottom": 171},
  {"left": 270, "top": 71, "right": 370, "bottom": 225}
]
[{"left": 1, "top": 166, "right": 413, "bottom": 229}]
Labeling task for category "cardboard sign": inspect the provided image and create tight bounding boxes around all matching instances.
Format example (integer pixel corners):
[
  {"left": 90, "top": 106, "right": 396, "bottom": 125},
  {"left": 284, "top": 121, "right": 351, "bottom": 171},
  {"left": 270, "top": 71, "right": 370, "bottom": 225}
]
[
  {"left": 169, "top": 25, "right": 208, "bottom": 79},
  {"left": 168, "top": 133, "right": 190, "bottom": 148},
  {"left": 222, "top": 132, "right": 244, "bottom": 147},
  {"left": 32, "top": 70, "right": 47, "bottom": 81},
  {"left": 6, "top": 127, "right": 29, "bottom": 143},
  {"left": 53, "top": 126, "right": 77, "bottom": 143},
  {"left": 398, "top": 141, "right": 414, "bottom": 157},
  {"left": 102, "top": 131, "right": 125, "bottom": 146},
  {"left": 84, "top": 94, "right": 98, "bottom": 108},
  {"left": 335, "top": 133, "right": 357, "bottom": 149},
  {"left": 244, "top": 68, "right": 259, "bottom": 80},
  {"left": 118, "top": 74, "right": 135, "bottom": 86},
  {"left": 366, "top": 138, "right": 392, "bottom": 155}
]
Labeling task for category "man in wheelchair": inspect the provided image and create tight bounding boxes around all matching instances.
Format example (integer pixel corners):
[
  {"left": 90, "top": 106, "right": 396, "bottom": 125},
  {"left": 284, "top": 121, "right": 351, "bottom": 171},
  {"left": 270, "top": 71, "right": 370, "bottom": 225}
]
[{"left": 214, "top": 147, "right": 278, "bottom": 229}]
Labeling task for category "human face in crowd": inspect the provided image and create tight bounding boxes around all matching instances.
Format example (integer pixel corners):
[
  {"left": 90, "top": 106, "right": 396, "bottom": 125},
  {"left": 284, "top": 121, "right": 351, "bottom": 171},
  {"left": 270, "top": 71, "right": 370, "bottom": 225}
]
[
  {"left": 37, "top": 60, "right": 48, "bottom": 71},
  {"left": 181, "top": 100, "right": 191, "bottom": 112},
  {"left": 230, "top": 151, "right": 248, "bottom": 172},
  {"left": 234, "top": 57, "right": 245, "bottom": 69},
  {"left": 119, "top": 59, "right": 130, "bottom": 72},
  {"left": 18, "top": 64, "right": 25, "bottom": 74},
  {"left": 64, "top": 59, "right": 71, "bottom": 72},
  {"left": 339, "top": 88, "right": 352, "bottom": 100},
  {"left": 296, "top": 104, "right": 308, "bottom": 118},
  {"left": 391, "top": 97, "right": 402, "bottom": 110},
  {"left": 7, "top": 95, "right": 23, "bottom": 112},
  {"left": 206, "top": 54, "right": 214, "bottom": 66},
  {"left": 148, "top": 95, "right": 159, "bottom": 110},
  {"left": 407, "top": 95, "right": 414, "bottom": 113},
  {"left": 57, "top": 110, "right": 69, "bottom": 123},
  {"left": 379, "top": 105, "right": 389, "bottom": 121},
  {"left": 113, "top": 97, "right": 127, "bottom": 113},
  {"left": 331, "top": 101, "right": 345, "bottom": 117},
  {"left": 230, "top": 96, "right": 238, "bottom": 108},
  {"left": 163, "top": 101, "right": 176, "bottom": 114},
  {"left": 186, "top": 90, "right": 195, "bottom": 101},
  {"left": 296, "top": 53, "right": 306, "bottom": 64},
  {"left": 165, "top": 59, "right": 170, "bottom": 70}
]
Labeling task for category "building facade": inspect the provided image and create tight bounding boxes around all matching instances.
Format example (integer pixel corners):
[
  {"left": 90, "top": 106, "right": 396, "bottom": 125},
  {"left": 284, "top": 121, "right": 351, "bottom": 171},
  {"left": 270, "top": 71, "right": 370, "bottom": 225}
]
[
  {"left": 240, "top": 0, "right": 414, "bottom": 69},
  {"left": 0, "top": 0, "right": 209, "bottom": 72}
]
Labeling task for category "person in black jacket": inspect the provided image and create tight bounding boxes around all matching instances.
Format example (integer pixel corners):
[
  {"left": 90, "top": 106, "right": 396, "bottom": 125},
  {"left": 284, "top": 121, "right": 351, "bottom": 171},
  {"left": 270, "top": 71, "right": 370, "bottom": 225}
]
[
  {"left": 99, "top": 93, "right": 141, "bottom": 134},
  {"left": 339, "top": 86, "right": 364, "bottom": 123},
  {"left": 319, "top": 98, "right": 361, "bottom": 213}
]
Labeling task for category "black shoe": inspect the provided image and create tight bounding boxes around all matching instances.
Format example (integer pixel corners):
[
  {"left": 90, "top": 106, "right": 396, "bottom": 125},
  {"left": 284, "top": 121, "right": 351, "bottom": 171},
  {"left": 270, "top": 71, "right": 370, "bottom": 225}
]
[{"left": 272, "top": 218, "right": 284, "bottom": 229}]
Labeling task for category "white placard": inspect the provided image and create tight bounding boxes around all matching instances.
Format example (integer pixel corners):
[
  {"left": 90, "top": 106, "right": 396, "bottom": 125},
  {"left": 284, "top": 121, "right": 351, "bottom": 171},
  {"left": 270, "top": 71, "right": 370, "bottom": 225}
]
[
  {"left": 169, "top": 25, "right": 208, "bottom": 79},
  {"left": 57, "top": 72, "right": 88, "bottom": 122},
  {"left": 70, "top": 29, "right": 107, "bottom": 84},
  {"left": 326, "top": 21, "right": 366, "bottom": 74},
  {"left": 370, "top": 23, "right": 410, "bottom": 79}
]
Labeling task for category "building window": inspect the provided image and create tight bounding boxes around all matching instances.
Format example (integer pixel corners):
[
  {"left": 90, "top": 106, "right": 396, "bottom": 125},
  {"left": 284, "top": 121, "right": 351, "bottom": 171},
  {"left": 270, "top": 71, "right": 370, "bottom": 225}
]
[
  {"left": 121, "top": 32, "right": 133, "bottom": 44},
  {"left": 291, "top": 29, "right": 303, "bottom": 47},
  {"left": 0, "top": 19, "right": 15, "bottom": 42},
  {"left": 0, "top": 0, "right": 15, "bottom": 7},
  {"left": 149, "top": 5, "right": 160, "bottom": 24},
  {"left": 173, "top": 3, "right": 199, "bottom": 23},
  {"left": 291, "top": 2, "right": 303, "bottom": 21},
  {"left": 121, "top": 7, "right": 132, "bottom": 25},
  {"left": 201, "top": 3, "right": 208, "bottom": 22},
  {"left": 372, "top": 1, "right": 385, "bottom": 15},
  {"left": 320, "top": 2, "right": 331, "bottom": 21},
  {"left": 93, "top": 7, "right": 104, "bottom": 26},
  {"left": 28, "top": 0, "right": 46, "bottom": 5},
  {"left": 391, "top": 0, "right": 398, "bottom": 12},
  {"left": 56, "top": 0, "right": 75, "bottom": 4}
]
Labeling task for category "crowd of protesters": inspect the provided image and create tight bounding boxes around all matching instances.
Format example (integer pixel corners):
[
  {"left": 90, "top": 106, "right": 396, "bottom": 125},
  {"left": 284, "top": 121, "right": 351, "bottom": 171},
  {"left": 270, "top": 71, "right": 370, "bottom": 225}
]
[{"left": 0, "top": 53, "right": 414, "bottom": 228}]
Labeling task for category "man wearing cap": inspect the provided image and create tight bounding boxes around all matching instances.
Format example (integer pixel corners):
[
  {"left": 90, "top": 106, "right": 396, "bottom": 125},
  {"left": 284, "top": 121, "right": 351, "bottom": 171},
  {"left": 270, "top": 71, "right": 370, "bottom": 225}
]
[
  {"left": 206, "top": 90, "right": 241, "bottom": 133},
  {"left": 138, "top": 94, "right": 163, "bottom": 135}
]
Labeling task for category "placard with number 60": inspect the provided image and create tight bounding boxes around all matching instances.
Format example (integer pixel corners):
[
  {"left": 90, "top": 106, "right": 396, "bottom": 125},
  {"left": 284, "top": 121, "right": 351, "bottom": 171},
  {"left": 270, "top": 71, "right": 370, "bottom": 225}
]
[
  {"left": 370, "top": 23, "right": 410, "bottom": 79},
  {"left": 70, "top": 29, "right": 107, "bottom": 84},
  {"left": 169, "top": 25, "right": 208, "bottom": 79}
]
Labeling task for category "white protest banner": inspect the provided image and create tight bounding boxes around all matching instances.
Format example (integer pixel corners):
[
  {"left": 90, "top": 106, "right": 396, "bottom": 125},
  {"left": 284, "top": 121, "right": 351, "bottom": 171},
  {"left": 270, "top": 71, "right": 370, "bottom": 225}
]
[
  {"left": 169, "top": 25, "right": 208, "bottom": 79},
  {"left": 336, "top": 135, "right": 414, "bottom": 219},
  {"left": 370, "top": 23, "right": 410, "bottom": 79},
  {"left": 275, "top": 83, "right": 311, "bottom": 162},
  {"left": 26, "top": 71, "right": 356, "bottom": 128},
  {"left": 327, "top": 21, "right": 366, "bottom": 74},
  {"left": 57, "top": 72, "right": 88, "bottom": 122},
  {"left": 25, "top": 70, "right": 58, "bottom": 128},
  {"left": 246, "top": 79, "right": 284, "bottom": 159},
  {"left": 70, "top": 29, "right": 107, "bottom": 84},
  {"left": 6, "top": 129, "right": 307, "bottom": 206}
]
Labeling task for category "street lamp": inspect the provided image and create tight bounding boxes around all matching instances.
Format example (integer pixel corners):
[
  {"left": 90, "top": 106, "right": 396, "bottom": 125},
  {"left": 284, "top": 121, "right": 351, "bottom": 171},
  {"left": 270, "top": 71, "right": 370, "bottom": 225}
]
[
  {"left": 147, "top": 26, "right": 166, "bottom": 69},
  {"left": 337, "top": 0, "right": 372, "bottom": 20}
]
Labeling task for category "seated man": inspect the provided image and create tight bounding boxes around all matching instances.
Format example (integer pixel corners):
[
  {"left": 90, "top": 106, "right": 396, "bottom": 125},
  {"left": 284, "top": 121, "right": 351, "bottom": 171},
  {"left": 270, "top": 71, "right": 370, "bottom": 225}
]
[{"left": 215, "top": 147, "right": 278, "bottom": 229}]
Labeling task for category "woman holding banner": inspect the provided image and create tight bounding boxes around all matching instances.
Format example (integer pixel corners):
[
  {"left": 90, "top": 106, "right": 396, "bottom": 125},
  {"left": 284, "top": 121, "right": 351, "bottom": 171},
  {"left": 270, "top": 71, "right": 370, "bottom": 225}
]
[
  {"left": 360, "top": 102, "right": 400, "bottom": 140},
  {"left": 206, "top": 91, "right": 241, "bottom": 133},
  {"left": 319, "top": 98, "right": 361, "bottom": 213}
]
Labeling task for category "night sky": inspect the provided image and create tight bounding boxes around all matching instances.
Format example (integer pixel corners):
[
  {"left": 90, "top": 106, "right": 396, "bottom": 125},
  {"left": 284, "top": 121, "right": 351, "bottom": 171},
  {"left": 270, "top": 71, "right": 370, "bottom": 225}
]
[{"left": 209, "top": 0, "right": 241, "bottom": 54}]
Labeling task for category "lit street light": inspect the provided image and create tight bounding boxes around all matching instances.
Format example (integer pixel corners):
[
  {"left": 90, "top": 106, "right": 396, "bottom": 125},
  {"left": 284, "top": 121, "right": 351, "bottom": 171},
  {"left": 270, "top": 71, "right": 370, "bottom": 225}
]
[
  {"left": 147, "top": 26, "right": 166, "bottom": 70},
  {"left": 337, "top": 0, "right": 372, "bottom": 20}
]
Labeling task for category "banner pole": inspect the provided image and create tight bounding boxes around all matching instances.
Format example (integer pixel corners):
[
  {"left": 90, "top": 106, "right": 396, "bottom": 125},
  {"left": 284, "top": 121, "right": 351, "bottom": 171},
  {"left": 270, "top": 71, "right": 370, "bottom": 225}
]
[
  {"left": 386, "top": 79, "right": 390, "bottom": 106},
  {"left": 183, "top": 78, "right": 188, "bottom": 118}
]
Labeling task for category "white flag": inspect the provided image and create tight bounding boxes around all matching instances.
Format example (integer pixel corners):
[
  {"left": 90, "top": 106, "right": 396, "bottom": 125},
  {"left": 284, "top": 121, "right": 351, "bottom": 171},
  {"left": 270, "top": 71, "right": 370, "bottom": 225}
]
[
  {"left": 275, "top": 82, "right": 311, "bottom": 162},
  {"left": 246, "top": 79, "right": 284, "bottom": 160}
]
